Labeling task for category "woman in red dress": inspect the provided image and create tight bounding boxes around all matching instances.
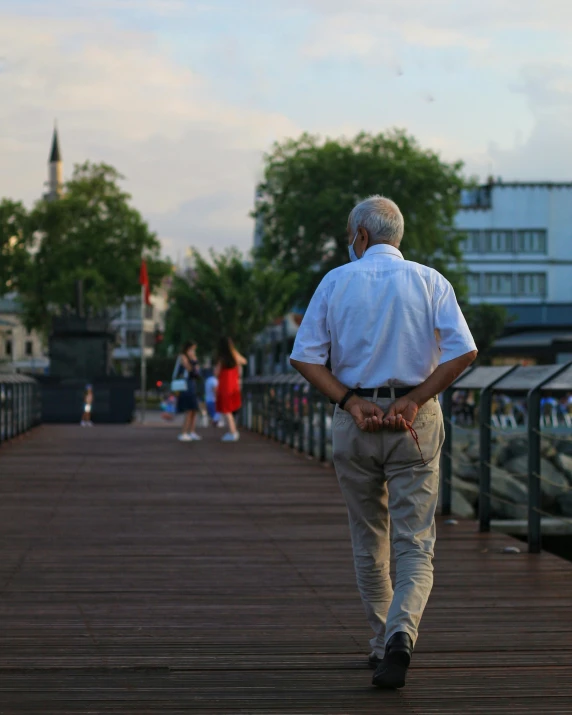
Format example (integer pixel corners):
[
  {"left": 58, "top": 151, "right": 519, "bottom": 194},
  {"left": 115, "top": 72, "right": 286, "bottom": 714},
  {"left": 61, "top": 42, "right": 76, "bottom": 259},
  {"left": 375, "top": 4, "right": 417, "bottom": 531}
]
[{"left": 215, "top": 337, "right": 247, "bottom": 442}]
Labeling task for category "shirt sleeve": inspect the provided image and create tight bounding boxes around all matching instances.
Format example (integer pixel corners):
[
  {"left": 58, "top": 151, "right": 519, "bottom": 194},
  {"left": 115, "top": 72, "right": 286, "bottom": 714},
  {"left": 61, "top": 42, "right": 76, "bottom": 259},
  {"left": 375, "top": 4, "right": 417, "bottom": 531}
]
[
  {"left": 290, "top": 281, "right": 331, "bottom": 365},
  {"left": 433, "top": 277, "right": 477, "bottom": 364}
]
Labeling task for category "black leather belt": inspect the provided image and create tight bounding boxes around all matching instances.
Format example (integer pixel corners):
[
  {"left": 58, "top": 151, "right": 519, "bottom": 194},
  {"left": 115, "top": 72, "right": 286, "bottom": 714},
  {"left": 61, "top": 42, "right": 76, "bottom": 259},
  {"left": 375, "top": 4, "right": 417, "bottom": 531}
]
[{"left": 355, "top": 386, "right": 414, "bottom": 398}]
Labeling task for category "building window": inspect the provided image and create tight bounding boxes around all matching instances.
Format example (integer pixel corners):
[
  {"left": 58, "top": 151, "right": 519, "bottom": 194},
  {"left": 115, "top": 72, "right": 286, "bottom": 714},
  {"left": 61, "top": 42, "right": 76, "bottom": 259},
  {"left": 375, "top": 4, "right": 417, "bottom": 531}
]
[
  {"left": 144, "top": 331, "right": 155, "bottom": 348},
  {"left": 126, "top": 330, "right": 140, "bottom": 348},
  {"left": 516, "top": 273, "right": 546, "bottom": 297},
  {"left": 126, "top": 303, "right": 140, "bottom": 320},
  {"left": 483, "top": 273, "right": 513, "bottom": 296},
  {"left": 25, "top": 341, "right": 33, "bottom": 356},
  {"left": 484, "top": 230, "right": 513, "bottom": 253},
  {"left": 5, "top": 339, "right": 12, "bottom": 357},
  {"left": 516, "top": 230, "right": 546, "bottom": 254},
  {"left": 460, "top": 230, "right": 482, "bottom": 253},
  {"left": 467, "top": 273, "right": 481, "bottom": 296},
  {"left": 144, "top": 304, "right": 153, "bottom": 320}
]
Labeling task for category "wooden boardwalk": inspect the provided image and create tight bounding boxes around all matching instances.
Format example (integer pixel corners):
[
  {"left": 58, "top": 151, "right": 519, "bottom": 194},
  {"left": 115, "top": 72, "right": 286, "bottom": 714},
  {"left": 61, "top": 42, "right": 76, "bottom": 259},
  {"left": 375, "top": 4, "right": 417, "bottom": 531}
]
[{"left": 1, "top": 423, "right": 572, "bottom": 714}]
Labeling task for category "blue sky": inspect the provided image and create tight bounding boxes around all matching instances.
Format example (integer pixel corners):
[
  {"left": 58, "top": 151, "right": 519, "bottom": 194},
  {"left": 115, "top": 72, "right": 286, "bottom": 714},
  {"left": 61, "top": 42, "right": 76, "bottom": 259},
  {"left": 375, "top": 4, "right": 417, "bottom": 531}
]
[{"left": 1, "top": 0, "right": 572, "bottom": 260}]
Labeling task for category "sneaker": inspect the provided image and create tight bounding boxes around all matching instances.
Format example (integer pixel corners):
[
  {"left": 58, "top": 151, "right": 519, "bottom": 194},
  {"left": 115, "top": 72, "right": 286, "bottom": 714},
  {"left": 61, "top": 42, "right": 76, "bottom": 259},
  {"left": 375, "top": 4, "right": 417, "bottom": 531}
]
[
  {"left": 221, "top": 432, "right": 239, "bottom": 442},
  {"left": 189, "top": 432, "right": 202, "bottom": 441},
  {"left": 178, "top": 433, "right": 192, "bottom": 442},
  {"left": 80, "top": 421, "right": 87, "bottom": 427},
  {"left": 87, "top": 421, "right": 94, "bottom": 427}
]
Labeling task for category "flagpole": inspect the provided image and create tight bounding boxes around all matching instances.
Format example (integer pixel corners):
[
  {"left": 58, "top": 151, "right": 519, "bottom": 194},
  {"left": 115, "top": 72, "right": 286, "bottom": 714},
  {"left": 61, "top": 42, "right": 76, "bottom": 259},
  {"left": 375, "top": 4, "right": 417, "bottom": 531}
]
[{"left": 140, "top": 283, "right": 147, "bottom": 424}]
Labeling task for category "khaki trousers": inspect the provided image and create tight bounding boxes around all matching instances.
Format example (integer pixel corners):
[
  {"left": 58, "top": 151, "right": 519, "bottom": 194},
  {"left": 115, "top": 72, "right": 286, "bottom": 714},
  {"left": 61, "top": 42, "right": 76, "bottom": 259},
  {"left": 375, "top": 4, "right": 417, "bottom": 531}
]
[{"left": 332, "top": 398, "right": 444, "bottom": 656}]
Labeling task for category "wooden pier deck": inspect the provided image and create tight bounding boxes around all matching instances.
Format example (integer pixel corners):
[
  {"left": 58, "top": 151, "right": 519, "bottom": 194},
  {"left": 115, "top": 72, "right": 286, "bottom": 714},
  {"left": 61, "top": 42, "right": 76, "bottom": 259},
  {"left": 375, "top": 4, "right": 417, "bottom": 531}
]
[{"left": 1, "top": 423, "right": 571, "bottom": 714}]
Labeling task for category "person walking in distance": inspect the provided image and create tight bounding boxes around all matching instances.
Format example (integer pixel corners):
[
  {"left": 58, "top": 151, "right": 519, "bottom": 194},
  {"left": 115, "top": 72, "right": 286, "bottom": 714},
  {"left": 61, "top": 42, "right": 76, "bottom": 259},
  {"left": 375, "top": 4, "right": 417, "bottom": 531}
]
[
  {"left": 290, "top": 196, "right": 477, "bottom": 689},
  {"left": 81, "top": 384, "right": 94, "bottom": 427},
  {"left": 215, "top": 337, "right": 247, "bottom": 442},
  {"left": 176, "top": 341, "right": 201, "bottom": 442}
]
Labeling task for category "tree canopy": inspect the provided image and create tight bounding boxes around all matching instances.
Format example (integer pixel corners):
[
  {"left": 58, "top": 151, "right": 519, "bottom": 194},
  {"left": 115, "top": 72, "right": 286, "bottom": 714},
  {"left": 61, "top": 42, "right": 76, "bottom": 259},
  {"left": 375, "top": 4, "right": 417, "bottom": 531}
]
[
  {"left": 254, "top": 130, "right": 467, "bottom": 301},
  {"left": 13, "top": 162, "right": 169, "bottom": 333},
  {"left": 0, "top": 199, "right": 31, "bottom": 295},
  {"left": 164, "top": 248, "right": 298, "bottom": 358}
]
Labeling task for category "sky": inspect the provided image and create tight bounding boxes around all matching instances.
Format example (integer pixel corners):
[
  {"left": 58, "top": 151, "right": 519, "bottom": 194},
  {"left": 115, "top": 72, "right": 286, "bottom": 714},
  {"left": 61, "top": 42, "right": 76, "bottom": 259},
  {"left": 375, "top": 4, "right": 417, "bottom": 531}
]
[{"left": 1, "top": 0, "right": 572, "bottom": 261}]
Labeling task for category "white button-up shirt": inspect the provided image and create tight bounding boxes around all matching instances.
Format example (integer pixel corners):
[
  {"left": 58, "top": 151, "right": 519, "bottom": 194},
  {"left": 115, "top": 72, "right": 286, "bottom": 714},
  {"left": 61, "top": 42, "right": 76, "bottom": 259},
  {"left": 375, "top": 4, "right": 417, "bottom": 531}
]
[{"left": 290, "top": 244, "right": 477, "bottom": 388}]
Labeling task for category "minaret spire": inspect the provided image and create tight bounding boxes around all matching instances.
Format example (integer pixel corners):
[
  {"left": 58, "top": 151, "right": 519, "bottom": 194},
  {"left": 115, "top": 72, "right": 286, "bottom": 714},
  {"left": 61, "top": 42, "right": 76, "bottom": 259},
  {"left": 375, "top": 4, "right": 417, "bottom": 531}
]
[{"left": 46, "top": 122, "right": 63, "bottom": 200}]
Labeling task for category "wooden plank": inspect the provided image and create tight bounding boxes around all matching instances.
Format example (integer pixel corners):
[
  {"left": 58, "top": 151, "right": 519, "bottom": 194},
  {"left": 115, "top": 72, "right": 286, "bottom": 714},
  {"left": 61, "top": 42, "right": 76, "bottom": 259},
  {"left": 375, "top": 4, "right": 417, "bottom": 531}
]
[{"left": 0, "top": 424, "right": 571, "bottom": 713}]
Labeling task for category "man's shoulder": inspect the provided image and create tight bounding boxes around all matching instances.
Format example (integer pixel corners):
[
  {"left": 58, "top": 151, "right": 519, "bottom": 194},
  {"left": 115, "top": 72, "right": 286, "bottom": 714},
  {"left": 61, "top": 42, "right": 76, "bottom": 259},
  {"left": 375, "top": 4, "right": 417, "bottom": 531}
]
[
  {"left": 317, "top": 263, "right": 354, "bottom": 289},
  {"left": 402, "top": 259, "right": 449, "bottom": 286}
]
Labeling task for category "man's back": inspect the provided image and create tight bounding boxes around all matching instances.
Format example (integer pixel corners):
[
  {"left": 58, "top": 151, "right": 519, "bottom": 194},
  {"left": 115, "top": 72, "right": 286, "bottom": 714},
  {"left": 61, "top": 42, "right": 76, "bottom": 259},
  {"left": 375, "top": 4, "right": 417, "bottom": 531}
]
[{"left": 293, "top": 244, "right": 474, "bottom": 389}]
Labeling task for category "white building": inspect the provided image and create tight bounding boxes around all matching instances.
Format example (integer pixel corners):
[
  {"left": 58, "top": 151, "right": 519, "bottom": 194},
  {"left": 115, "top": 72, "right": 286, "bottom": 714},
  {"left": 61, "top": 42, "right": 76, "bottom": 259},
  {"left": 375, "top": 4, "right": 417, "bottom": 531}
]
[
  {"left": 0, "top": 297, "right": 48, "bottom": 373},
  {"left": 455, "top": 180, "right": 572, "bottom": 362},
  {"left": 110, "top": 285, "right": 169, "bottom": 369}
]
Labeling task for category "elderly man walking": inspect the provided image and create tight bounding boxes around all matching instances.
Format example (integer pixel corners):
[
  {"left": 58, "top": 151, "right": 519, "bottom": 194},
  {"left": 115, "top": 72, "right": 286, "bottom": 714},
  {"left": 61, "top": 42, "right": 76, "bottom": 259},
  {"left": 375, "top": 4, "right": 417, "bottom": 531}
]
[{"left": 290, "top": 196, "right": 477, "bottom": 689}]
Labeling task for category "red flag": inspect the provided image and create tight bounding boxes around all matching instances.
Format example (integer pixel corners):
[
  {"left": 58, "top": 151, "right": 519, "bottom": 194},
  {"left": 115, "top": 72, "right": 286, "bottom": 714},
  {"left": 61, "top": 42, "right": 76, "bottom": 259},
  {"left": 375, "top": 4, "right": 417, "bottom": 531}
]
[{"left": 139, "top": 259, "right": 151, "bottom": 305}]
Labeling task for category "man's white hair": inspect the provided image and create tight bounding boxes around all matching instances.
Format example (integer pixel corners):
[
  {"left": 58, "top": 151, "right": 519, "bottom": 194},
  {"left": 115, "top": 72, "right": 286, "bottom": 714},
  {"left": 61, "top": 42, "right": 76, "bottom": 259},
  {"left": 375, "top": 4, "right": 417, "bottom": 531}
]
[{"left": 348, "top": 195, "right": 404, "bottom": 247}]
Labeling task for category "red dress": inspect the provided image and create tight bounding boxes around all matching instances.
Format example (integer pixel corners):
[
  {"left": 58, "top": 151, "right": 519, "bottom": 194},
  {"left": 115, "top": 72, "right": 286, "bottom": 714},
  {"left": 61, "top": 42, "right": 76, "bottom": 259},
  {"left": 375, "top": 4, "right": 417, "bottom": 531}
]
[{"left": 216, "top": 366, "right": 242, "bottom": 414}]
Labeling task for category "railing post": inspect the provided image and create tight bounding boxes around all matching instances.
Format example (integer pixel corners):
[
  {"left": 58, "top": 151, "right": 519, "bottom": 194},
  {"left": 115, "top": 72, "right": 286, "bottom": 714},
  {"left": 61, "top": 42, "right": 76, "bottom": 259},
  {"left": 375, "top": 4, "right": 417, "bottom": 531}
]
[
  {"left": 478, "top": 386, "right": 493, "bottom": 533},
  {"left": 319, "top": 397, "right": 326, "bottom": 462},
  {"left": 269, "top": 384, "right": 276, "bottom": 440},
  {"left": 526, "top": 361, "right": 572, "bottom": 554},
  {"left": 441, "top": 387, "right": 454, "bottom": 516},
  {"left": 289, "top": 384, "right": 296, "bottom": 449},
  {"left": 298, "top": 383, "right": 305, "bottom": 453},
  {"left": 263, "top": 383, "right": 269, "bottom": 437},
  {"left": 527, "top": 387, "right": 542, "bottom": 554},
  {"left": 308, "top": 386, "right": 315, "bottom": 458},
  {"left": 0, "top": 381, "right": 4, "bottom": 446},
  {"left": 11, "top": 384, "right": 16, "bottom": 439},
  {"left": 478, "top": 366, "right": 518, "bottom": 533}
]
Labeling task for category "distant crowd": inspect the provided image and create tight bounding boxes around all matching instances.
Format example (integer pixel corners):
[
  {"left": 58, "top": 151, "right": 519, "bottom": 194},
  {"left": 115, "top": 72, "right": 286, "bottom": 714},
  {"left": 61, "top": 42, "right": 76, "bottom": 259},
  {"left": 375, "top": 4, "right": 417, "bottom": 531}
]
[
  {"left": 451, "top": 390, "right": 572, "bottom": 429},
  {"left": 161, "top": 337, "right": 247, "bottom": 443}
]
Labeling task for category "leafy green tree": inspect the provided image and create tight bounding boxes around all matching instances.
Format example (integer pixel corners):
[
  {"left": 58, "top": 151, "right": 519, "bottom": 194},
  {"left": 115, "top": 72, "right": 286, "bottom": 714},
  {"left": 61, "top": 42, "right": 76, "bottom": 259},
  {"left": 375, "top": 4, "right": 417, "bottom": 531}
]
[
  {"left": 0, "top": 199, "right": 31, "bottom": 295},
  {"left": 164, "top": 248, "right": 298, "bottom": 357},
  {"left": 463, "top": 303, "right": 509, "bottom": 362},
  {"left": 18, "top": 162, "right": 169, "bottom": 333},
  {"left": 254, "top": 130, "right": 468, "bottom": 301}
]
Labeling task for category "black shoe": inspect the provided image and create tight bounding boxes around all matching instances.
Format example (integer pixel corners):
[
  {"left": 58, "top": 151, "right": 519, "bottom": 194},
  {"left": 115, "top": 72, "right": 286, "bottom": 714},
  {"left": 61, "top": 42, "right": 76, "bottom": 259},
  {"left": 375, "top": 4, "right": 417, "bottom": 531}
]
[
  {"left": 368, "top": 651, "right": 382, "bottom": 669},
  {"left": 372, "top": 632, "right": 413, "bottom": 689}
]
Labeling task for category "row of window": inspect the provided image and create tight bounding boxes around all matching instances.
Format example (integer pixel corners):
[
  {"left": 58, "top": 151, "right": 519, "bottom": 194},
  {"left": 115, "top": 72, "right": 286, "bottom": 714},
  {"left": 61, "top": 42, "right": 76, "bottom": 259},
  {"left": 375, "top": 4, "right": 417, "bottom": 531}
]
[
  {"left": 467, "top": 272, "right": 547, "bottom": 297},
  {"left": 459, "top": 229, "right": 547, "bottom": 254},
  {"left": 3, "top": 340, "right": 34, "bottom": 357},
  {"left": 125, "top": 331, "right": 156, "bottom": 348}
]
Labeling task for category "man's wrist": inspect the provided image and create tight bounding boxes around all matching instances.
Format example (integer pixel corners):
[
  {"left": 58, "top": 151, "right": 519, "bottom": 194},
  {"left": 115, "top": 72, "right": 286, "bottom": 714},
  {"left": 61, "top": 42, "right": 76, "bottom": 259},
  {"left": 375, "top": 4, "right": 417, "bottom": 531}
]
[
  {"left": 339, "top": 389, "right": 356, "bottom": 411},
  {"left": 406, "top": 389, "right": 425, "bottom": 408}
]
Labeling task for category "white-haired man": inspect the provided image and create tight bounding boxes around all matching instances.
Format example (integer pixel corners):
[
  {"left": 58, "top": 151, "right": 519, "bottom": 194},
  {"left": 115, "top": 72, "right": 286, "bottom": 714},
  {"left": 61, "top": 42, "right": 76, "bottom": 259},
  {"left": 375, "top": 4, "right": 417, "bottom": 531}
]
[{"left": 290, "top": 195, "right": 477, "bottom": 689}]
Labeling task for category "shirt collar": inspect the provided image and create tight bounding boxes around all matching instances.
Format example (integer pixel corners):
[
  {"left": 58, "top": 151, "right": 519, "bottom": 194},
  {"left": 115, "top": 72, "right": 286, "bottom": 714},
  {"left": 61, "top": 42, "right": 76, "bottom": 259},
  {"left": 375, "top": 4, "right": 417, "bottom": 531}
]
[{"left": 363, "top": 244, "right": 404, "bottom": 260}]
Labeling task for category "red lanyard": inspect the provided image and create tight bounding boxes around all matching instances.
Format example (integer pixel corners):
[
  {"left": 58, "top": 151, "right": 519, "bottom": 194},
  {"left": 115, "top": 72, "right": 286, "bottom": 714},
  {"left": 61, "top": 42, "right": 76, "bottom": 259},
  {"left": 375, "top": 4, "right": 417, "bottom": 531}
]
[{"left": 408, "top": 425, "right": 426, "bottom": 465}]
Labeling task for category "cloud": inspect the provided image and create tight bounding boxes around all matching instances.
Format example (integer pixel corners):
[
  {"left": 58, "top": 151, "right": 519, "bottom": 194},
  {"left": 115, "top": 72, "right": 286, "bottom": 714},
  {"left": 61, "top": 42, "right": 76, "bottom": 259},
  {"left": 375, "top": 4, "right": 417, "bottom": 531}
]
[
  {"left": 297, "top": 0, "right": 571, "bottom": 64},
  {"left": 0, "top": 11, "right": 299, "bottom": 256},
  {"left": 488, "top": 62, "right": 572, "bottom": 180}
]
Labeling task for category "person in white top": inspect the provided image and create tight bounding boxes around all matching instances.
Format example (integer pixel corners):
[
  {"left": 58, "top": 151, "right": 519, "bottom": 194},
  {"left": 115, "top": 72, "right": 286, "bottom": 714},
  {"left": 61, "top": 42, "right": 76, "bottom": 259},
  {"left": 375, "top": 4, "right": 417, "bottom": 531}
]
[
  {"left": 204, "top": 372, "right": 222, "bottom": 427},
  {"left": 291, "top": 195, "right": 477, "bottom": 689}
]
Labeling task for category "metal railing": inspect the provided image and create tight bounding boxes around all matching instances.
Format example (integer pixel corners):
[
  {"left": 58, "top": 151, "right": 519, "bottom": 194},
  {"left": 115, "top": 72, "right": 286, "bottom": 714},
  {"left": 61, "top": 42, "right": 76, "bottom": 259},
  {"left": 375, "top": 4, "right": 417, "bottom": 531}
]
[
  {"left": 241, "top": 375, "right": 334, "bottom": 462},
  {"left": 0, "top": 373, "right": 41, "bottom": 446},
  {"left": 243, "top": 365, "right": 572, "bottom": 554}
]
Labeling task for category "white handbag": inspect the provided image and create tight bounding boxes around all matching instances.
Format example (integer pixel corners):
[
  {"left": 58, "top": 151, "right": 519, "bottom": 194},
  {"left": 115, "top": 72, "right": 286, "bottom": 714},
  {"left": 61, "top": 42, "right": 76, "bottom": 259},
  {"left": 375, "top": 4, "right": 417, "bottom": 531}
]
[{"left": 170, "top": 357, "right": 187, "bottom": 393}]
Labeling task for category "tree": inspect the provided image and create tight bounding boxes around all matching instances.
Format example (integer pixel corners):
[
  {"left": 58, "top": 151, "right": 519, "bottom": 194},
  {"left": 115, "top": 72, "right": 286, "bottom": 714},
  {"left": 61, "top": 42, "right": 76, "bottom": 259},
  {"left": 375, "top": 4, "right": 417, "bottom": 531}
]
[
  {"left": 463, "top": 303, "right": 509, "bottom": 362},
  {"left": 0, "top": 199, "right": 31, "bottom": 295},
  {"left": 254, "top": 130, "right": 468, "bottom": 302},
  {"left": 18, "top": 162, "right": 169, "bottom": 333},
  {"left": 164, "top": 248, "right": 298, "bottom": 357}
]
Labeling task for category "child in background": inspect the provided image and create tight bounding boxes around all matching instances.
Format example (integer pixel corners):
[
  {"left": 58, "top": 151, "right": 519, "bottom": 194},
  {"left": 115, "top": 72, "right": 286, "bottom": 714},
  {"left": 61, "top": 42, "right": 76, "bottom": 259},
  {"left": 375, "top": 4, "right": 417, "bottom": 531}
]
[
  {"left": 204, "top": 370, "right": 222, "bottom": 427},
  {"left": 81, "top": 384, "right": 94, "bottom": 427},
  {"left": 160, "top": 394, "right": 177, "bottom": 421}
]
